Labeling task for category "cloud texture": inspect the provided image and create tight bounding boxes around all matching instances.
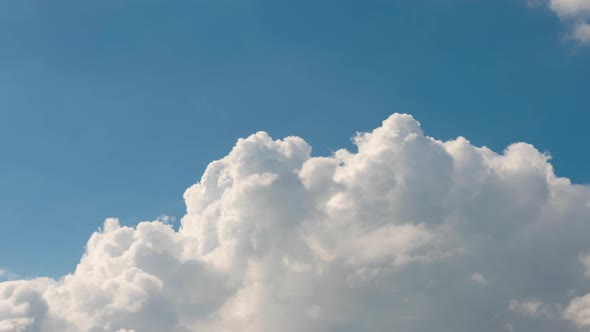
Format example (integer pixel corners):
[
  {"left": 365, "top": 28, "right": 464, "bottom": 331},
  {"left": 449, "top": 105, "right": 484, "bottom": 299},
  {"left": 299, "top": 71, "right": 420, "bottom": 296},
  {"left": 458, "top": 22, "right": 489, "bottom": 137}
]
[
  {"left": 541, "top": 0, "right": 590, "bottom": 43},
  {"left": 1, "top": 113, "right": 590, "bottom": 332}
]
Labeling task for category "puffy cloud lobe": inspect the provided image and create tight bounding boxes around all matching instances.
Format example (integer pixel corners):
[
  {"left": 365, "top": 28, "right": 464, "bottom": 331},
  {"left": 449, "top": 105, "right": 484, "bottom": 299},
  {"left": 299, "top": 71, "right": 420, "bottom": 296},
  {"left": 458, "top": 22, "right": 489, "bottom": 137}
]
[{"left": 1, "top": 113, "right": 590, "bottom": 331}]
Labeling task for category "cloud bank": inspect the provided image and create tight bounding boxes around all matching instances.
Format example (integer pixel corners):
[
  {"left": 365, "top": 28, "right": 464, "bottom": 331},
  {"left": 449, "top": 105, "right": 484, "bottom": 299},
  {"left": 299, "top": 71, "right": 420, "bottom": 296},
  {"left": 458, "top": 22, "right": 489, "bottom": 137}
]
[{"left": 1, "top": 113, "right": 590, "bottom": 332}]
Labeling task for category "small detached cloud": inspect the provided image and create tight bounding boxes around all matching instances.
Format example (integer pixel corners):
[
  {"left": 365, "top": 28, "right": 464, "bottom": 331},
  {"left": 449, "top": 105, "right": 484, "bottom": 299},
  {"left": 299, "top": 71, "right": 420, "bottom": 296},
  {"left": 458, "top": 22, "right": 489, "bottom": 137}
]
[
  {"left": 1, "top": 113, "right": 590, "bottom": 332},
  {"left": 471, "top": 272, "right": 489, "bottom": 285}
]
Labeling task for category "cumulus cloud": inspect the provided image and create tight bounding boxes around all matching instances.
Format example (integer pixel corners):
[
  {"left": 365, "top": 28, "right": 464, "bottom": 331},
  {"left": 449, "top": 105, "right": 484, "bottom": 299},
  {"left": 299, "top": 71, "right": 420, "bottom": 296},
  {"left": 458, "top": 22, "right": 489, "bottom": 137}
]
[
  {"left": 1, "top": 113, "right": 590, "bottom": 331},
  {"left": 535, "top": 0, "right": 590, "bottom": 43}
]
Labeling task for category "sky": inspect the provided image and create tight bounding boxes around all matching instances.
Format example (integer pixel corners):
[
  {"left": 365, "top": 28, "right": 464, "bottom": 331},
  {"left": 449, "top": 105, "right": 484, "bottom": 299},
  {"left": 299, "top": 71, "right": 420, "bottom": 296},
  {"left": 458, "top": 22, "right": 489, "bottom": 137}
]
[{"left": 0, "top": 1, "right": 590, "bottom": 331}]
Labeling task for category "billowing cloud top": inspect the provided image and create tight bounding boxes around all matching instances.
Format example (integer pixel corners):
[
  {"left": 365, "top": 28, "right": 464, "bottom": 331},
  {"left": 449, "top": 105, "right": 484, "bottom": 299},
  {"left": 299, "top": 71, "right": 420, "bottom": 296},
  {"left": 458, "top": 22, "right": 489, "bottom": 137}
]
[{"left": 1, "top": 114, "right": 590, "bottom": 332}]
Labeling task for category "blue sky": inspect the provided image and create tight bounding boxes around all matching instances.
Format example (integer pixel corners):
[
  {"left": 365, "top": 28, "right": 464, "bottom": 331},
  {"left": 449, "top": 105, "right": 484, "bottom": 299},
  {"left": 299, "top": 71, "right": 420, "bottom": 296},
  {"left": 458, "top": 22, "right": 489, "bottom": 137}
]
[{"left": 0, "top": 0, "right": 589, "bottom": 279}]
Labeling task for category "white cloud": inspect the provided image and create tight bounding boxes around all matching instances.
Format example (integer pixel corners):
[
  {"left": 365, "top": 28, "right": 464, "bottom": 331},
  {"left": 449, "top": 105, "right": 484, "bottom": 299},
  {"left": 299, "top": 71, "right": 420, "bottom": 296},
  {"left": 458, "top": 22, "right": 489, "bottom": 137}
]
[
  {"left": 536, "top": 0, "right": 590, "bottom": 43},
  {"left": 550, "top": 0, "right": 590, "bottom": 17},
  {"left": 509, "top": 299, "right": 561, "bottom": 319},
  {"left": 471, "top": 273, "right": 489, "bottom": 285},
  {"left": 564, "top": 293, "right": 590, "bottom": 330},
  {"left": 572, "top": 21, "right": 590, "bottom": 42},
  {"left": 1, "top": 113, "right": 590, "bottom": 331},
  {"left": 563, "top": 256, "right": 590, "bottom": 329}
]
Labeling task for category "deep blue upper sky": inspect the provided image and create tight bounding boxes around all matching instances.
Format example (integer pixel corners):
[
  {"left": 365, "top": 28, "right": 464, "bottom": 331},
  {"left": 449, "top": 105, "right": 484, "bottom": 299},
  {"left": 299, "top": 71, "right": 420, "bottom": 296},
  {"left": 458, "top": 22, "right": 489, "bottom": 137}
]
[{"left": 0, "top": 0, "right": 588, "bottom": 278}]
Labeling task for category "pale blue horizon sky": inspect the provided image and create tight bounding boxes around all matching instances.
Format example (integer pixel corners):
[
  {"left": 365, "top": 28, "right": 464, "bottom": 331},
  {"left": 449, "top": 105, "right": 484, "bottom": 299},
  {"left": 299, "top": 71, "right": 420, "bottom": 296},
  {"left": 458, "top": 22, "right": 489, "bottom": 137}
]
[{"left": 0, "top": 0, "right": 589, "bottom": 279}]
